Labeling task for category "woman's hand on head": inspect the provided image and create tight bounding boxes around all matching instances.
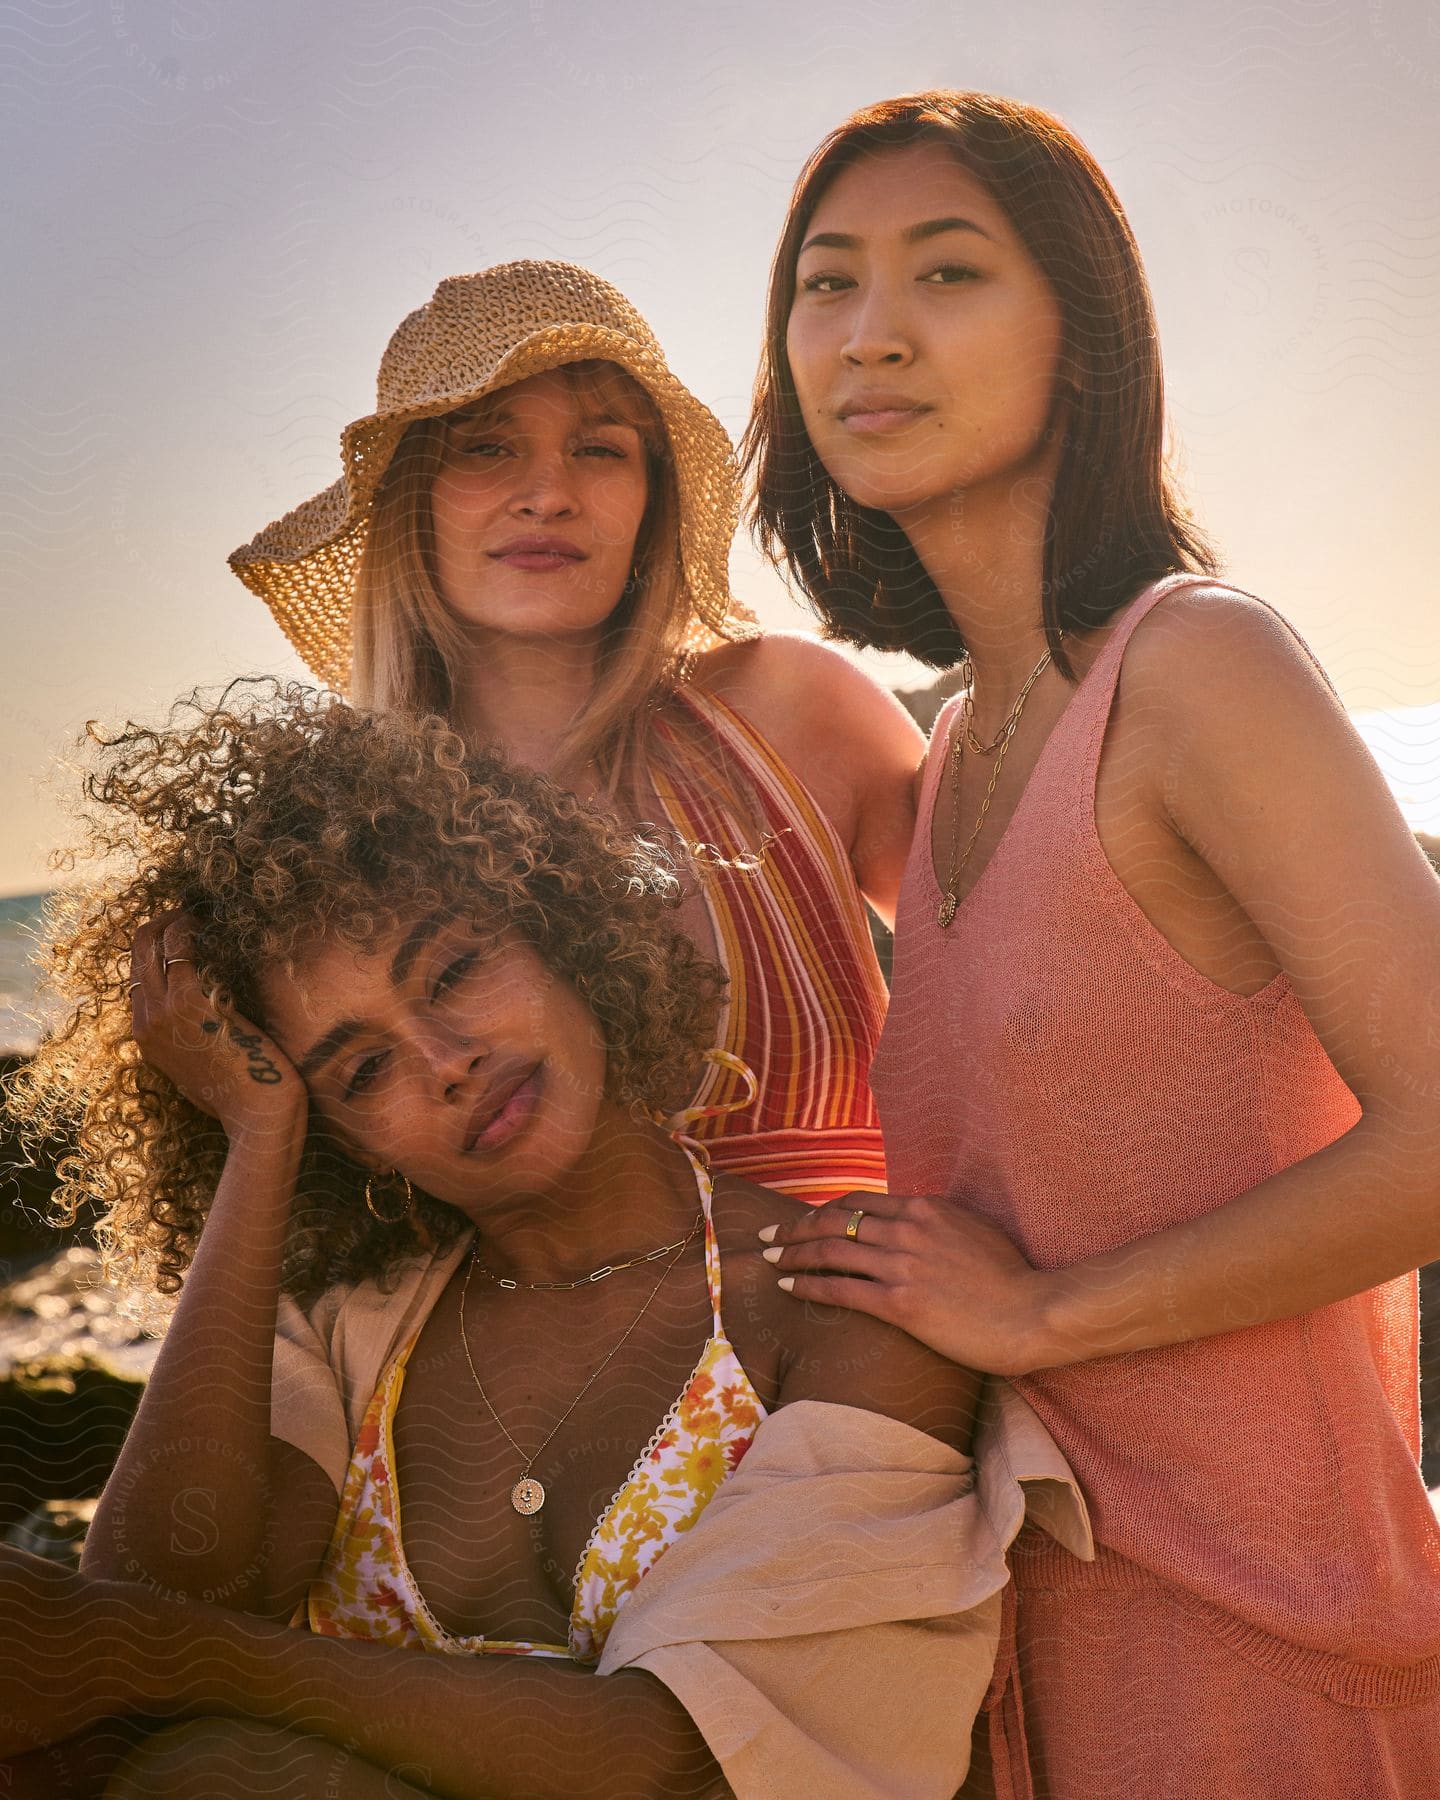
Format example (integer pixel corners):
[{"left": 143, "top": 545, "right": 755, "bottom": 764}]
[
  {"left": 759, "top": 1190, "right": 1063, "bottom": 1378},
  {"left": 128, "top": 912, "right": 306, "bottom": 1141}
]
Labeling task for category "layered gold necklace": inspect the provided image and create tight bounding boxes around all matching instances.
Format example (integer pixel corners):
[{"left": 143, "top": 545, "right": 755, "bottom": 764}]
[
  {"left": 458, "top": 1215, "right": 703, "bottom": 1516},
  {"left": 936, "top": 642, "right": 1056, "bottom": 929}
]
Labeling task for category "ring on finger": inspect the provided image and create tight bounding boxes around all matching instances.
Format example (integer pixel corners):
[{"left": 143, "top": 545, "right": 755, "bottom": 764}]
[
  {"left": 844, "top": 1208, "right": 866, "bottom": 1242},
  {"left": 162, "top": 956, "right": 193, "bottom": 971}
]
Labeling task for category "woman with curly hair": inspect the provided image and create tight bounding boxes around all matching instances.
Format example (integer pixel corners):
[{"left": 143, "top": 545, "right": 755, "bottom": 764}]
[
  {"left": 0, "top": 686, "right": 1083, "bottom": 1799},
  {"left": 227, "top": 260, "right": 921, "bottom": 1207},
  {"left": 744, "top": 91, "right": 1440, "bottom": 1795}
]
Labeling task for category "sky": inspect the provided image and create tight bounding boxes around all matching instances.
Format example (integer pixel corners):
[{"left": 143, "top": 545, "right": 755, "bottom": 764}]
[{"left": 2, "top": 0, "right": 1438, "bottom": 894}]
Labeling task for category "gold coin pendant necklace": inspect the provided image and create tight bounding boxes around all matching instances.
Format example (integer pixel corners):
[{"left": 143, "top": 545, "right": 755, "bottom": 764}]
[
  {"left": 459, "top": 1214, "right": 703, "bottom": 1516},
  {"left": 937, "top": 640, "right": 1057, "bottom": 929}
]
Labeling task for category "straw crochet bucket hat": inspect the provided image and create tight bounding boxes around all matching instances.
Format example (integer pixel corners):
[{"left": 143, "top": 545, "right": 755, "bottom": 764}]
[{"left": 229, "top": 261, "right": 751, "bottom": 692}]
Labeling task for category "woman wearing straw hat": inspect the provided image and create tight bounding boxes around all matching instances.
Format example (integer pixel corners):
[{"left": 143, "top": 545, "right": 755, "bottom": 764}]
[{"left": 229, "top": 261, "right": 920, "bottom": 1208}]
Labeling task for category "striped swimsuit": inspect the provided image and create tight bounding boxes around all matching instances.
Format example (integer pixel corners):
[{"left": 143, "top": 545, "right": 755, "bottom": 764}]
[
  {"left": 306, "top": 1144, "right": 766, "bottom": 1663},
  {"left": 648, "top": 686, "right": 888, "bottom": 1203}
]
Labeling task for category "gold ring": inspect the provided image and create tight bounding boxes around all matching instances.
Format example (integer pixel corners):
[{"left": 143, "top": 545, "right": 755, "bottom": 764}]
[
  {"left": 162, "top": 956, "right": 192, "bottom": 970},
  {"left": 844, "top": 1208, "right": 865, "bottom": 1242},
  {"left": 126, "top": 979, "right": 143, "bottom": 993}
]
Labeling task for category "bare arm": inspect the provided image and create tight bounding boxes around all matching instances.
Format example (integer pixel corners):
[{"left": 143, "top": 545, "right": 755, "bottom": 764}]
[
  {"left": 0, "top": 1553, "right": 722, "bottom": 1800},
  {"left": 81, "top": 915, "right": 316, "bottom": 1614},
  {"left": 81, "top": 1126, "right": 307, "bottom": 1605},
  {"left": 696, "top": 633, "right": 923, "bottom": 926}
]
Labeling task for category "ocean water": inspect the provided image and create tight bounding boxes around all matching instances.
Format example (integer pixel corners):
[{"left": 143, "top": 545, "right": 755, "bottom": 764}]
[{"left": 0, "top": 892, "right": 48, "bottom": 1054}]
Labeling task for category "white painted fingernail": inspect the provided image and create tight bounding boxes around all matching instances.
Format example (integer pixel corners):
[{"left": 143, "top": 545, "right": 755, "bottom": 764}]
[
  {"left": 761, "top": 1246, "right": 783, "bottom": 1264},
  {"left": 757, "top": 1225, "right": 778, "bottom": 1244},
  {"left": 777, "top": 1276, "right": 795, "bottom": 1293}
]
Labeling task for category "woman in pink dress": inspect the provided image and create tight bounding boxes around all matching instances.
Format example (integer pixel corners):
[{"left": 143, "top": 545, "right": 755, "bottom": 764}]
[{"left": 745, "top": 90, "right": 1440, "bottom": 1797}]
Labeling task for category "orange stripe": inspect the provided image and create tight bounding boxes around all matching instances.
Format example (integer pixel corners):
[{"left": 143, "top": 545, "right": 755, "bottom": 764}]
[
  {"left": 695, "top": 692, "right": 885, "bottom": 1129},
  {"left": 648, "top": 688, "right": 888, "bottom": 1184},
  {"left": 647, "top": 756, "right": 755, "bottom": 1126},
  {"left": 674, "top": 701, "right": 867, "bottom": 1131}
]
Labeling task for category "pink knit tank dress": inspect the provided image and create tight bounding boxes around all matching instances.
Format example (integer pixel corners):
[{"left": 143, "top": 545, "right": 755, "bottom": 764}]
[{"left": 871, "top": 576, "right": 1440, "bottom": 1798}]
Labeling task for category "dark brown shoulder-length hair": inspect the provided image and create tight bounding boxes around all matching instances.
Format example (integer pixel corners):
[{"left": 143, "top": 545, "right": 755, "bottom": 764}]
[{"left": 742, "top": 90, "right": 1217, "bottom": 675}]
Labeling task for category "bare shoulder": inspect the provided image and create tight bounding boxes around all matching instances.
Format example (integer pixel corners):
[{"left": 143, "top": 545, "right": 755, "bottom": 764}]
[
  {"left": 710, "top": 1175, "right": 979, "bottom": 1453},
  {"left": 690, "top": 634, "right": 923, "bottom": 899},
  {"left": 1120, "top": 581, "right": 1336, "bottom": 718},
  {"left": 694, "top": 629, "right": 854, "bottom": 692},
  {"left": 1118, "top": 581, "right": 1427, "bottom": 900},
  {"left": 693, "top": 632, "right": 922, "bottom": 747},
  {"left": 706, "top": 1173, "right": 817, "bottom": 1389}
]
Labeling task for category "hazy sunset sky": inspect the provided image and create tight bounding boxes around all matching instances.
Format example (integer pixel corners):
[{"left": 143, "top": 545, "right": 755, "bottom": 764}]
[{"left": 2, "top": 0, "right": 1437, "bottom": 893}]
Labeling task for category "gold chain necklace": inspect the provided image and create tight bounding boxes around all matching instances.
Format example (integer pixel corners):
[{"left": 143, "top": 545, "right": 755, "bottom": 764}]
[
  {"left": 937, "top": 643, "right": 1055, "bottom": 929},
  {"left": 960, "top": 651, "right": 1019, "bottom": 757},
  {"left": 468, "top": 1218, "right": 703, "bottom": 1291},
  {"left": 458, "top": 1216, "right": 703, "bottom": 1516}
]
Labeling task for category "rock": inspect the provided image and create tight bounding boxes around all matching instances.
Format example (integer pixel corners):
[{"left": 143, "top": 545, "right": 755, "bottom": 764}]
[
  {"left": 3, "top": 1495, "right": 97, "bottom": 1564},
  {"left": 0, "top": 1240, "right": 159, "bottom": 1527},
  {"left": 894, "top": 665, "right": 966, "bottom": 735},
  {"left": 0, "top": 1350, "right": 146, "bottom": 1533},
  {"left": 0, "top": 1244, "right": 161, "bottom": 1377}
]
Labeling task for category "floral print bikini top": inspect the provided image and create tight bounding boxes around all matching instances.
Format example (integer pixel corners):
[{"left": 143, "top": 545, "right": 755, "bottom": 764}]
[{"left": 306, "top": 1136, "right": 767, "bottom": 1664}]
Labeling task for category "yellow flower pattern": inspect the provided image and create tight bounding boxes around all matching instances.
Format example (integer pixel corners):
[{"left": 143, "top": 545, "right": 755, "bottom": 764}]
[
  {"left": 569, "top": 1330, "right": 762, "bottom": 1662},
  {"left": 306, "top": 1144, "right": 767, "bottom": 1665}
]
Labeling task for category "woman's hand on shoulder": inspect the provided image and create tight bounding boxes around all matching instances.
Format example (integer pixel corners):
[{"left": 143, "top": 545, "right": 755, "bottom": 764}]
[
  {"left": 756, "top": 1187, "right": 1059, "bottom": 1383},
  {"left": 129, "top": 911, "right": 307, "bottom": 1144},
  {"left": 714, "top": 1177, "right": 982, "bottom": 1453},
  {"left": 694, "top": 634, "right": 924, "bottom": 925}
]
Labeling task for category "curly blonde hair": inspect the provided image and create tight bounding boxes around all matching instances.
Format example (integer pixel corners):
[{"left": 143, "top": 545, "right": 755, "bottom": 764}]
[{"left": 4, "top": 682, "right": 725, "bottom": 1303}]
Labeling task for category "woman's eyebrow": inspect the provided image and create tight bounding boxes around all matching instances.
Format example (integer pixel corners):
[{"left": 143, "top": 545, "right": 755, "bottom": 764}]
[
  {"left": 799, "top": 215, "right": 994, "bottom": 255},
  {"left": 295, "top": 915, "right": 449, "bottom": 1081},
  {"left": 297, "top": 1018, "right": 363, "bottom": 1082},
  {"left": 390, "top": 911, "right": 448, "bottom": 985}
]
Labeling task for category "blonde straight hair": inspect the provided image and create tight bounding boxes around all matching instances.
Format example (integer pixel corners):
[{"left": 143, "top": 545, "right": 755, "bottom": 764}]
[{"left": 350, "top": 361, "right": 690, "bottom": 793}]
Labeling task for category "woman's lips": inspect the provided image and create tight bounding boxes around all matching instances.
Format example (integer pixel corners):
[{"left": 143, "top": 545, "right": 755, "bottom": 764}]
[
  {"left": 489, "top": 551, "right": 583, "bottom": 572},
  {"left": 465, "top": 1065, "right": 544, "bottom": 1155},
  {"left": 840, "top": 405, "right": 930, "bottom": 434}
]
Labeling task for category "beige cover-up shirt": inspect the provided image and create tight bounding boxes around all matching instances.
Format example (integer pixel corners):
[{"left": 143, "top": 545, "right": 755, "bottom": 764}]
[{"left": 271, "top": 1238, "right": 1093, "bottom": 1800}]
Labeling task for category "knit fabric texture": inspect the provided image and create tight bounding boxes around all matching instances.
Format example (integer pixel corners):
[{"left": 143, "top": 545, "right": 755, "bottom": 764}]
[{"left": 872, "top": 574, "right": 1440, "bottom": 1797}]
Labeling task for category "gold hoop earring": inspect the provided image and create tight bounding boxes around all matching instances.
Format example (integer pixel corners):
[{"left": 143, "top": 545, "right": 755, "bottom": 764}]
[{"left": 364, "top": 1170, "right": 414, "bottom": 1225}]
